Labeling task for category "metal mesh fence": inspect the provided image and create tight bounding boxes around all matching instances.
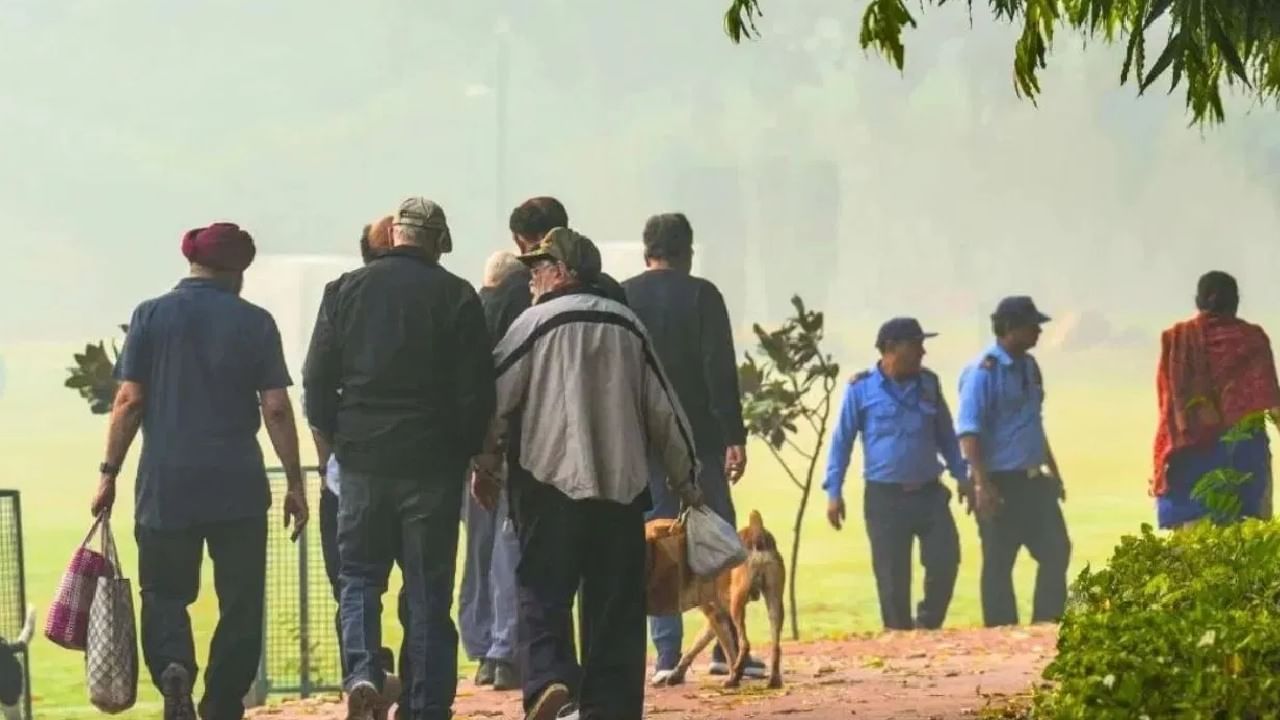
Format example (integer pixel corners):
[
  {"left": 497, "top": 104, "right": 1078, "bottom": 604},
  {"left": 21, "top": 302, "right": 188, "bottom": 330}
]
[
  {"left": 0, "top": 491, "right": 32, "bottom": 720},
  {"left": 257, "top": 469, "right": 341, "bottom": 698}
]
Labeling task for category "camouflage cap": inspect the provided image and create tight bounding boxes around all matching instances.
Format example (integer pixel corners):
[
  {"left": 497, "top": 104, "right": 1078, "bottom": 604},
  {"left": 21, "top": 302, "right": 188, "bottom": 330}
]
[
  {"left": 393, "top": 197, "right": 453, "bottom": 253},
  {"left": 518, "top": 227, "right": 601, "bottom": 282}
]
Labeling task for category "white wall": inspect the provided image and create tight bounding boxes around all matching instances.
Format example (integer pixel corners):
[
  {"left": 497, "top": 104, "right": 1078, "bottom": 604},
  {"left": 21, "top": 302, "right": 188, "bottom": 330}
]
[{"left": 242, "top": 254, "right": 360, "bottom": 380}]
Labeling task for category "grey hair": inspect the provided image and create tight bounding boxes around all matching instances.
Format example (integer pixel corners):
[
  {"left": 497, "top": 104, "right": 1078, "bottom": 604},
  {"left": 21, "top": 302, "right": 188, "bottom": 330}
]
[
  {"left": 392, "top": 223, "right": 441, "bottom": 249},
  {"left": 483, "top": 250, "right": 524, "bottom": 288}
]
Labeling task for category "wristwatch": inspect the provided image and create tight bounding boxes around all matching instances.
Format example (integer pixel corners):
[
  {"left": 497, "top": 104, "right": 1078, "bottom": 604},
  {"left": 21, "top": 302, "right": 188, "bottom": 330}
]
[{"left": 99, "top": 461, "right": 121, "bottom": 478}]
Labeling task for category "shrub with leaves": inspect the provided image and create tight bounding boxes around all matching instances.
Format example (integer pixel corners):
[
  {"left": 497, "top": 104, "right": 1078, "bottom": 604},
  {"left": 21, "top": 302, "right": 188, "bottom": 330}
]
[
  {"left": 738, "top": 295, "right": 841, "bottom": 640},
  {"left": 1036, "top": 519, "right": 1280, "bottom": 718},
  {"left": 65, "top": 326, "right": 126, "bottom": 415}
]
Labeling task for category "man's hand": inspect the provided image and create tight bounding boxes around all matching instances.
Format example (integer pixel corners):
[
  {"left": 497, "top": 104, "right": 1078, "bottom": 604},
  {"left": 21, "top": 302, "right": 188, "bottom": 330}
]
[
  {"left": 724, "top": 445, "right": 747, "bottom": 484},
  {"left": 284, "top": 486, "right": 309, "bottom": 542},
  {"left": 471, "top": 468, "right": 500, "bottom": 512},
  {"left": 973, "top": 481, "right": 1002, "bottom": 520},
  {"left": 90, "top": 474, "right": 117, "bottom": 517},
  {"left": 827, "top": 497, "right": 846, "bottom": 530},
  {"left": 956, "top": 482, "right": 976, "bottom": 515}
]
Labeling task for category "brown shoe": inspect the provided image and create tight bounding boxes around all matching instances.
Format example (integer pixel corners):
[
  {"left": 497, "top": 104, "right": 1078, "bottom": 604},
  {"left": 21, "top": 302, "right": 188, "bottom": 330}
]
[
  {"left": 525, "top": 682, "right": 570, "bottom": 720},
  {"left": 346, "top": 681, "right": 379, "bottom": 720}
]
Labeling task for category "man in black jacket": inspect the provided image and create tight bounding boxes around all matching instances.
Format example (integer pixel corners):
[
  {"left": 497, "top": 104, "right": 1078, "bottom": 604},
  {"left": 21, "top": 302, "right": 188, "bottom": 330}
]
[
  {"left": 622, "top": 212, "right": 765, "bottom": 684},
  {"left": 485, "top": 197, "right": 626, "bottom": 340},
  {"left": 303, "top": 197, "right": 495, "bottom": 720}
]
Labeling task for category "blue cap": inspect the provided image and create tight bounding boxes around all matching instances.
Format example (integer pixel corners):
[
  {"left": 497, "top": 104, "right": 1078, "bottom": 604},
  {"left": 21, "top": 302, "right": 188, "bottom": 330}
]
[
  {"left": 876, "top": 317, "right": 937, "bottom": 348},
  {"left": 991, "top": 296, "right": 1051, "bottom": 325}
]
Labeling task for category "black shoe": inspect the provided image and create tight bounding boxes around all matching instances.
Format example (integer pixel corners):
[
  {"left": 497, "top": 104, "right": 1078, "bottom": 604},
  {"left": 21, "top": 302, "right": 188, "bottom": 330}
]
[
  {"left": 345, "top": 680, "right": 380, "bottom": 720},
  {"left": 160, "top": 663, "right": 197, "bottom": 720},
  {"left": 525, "top": 683, "right": 570, "bottom": 720},
  {"left": 474, "top": 658, "right": 496, "bottom": 686},
  {"left": 492, "top": 660, "right": 521, "bottom": 691}
]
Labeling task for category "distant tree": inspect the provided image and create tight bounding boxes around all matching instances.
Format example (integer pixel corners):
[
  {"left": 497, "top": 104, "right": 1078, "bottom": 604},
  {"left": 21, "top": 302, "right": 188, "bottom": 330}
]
[
  {"left": 738, "top": 296, "right": 840, "bottom": 640},
  {"left": 65, "top": 326, "right": 125, "bottom": 414},
  {"left": 724, "top": 0, "right": 1280, "bottom": 125}
]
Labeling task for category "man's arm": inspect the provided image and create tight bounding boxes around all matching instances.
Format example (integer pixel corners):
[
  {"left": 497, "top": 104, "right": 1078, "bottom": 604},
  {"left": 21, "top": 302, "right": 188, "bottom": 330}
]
[
  {"left": 260, "top": 317, "right": 308, "bottom": 539},
  {"left": 452, "top": 291, "right": 498, "bottom": 459},
  {"left": 956, "top": 367, "right": 998, "bottom": 517},
  {"left": 935, "top": 394, "right": 968, "bottom": 484},
  {"left": 699, "top": 284, "right": 748, "bottom": 451},
  {"left": 90, "top": 381, "right": 147, "bottom": 517},
  {"left": 823, "top": 383, "right": 860, "bottom": 530},
  {"left": 641, "top": 340, "right": 703, "bottom": 507},
  {"left": 302, "top": 282, "right": 342, "bottom": 440},
  {"left": 262, "top": 389, "right": 304, "bottom": 490},
  {"left": 311, "top": 428, "right": 332, "bottom": 473}
]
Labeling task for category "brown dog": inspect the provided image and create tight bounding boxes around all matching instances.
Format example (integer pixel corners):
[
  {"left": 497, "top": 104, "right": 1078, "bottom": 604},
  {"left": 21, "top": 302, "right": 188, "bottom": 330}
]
[{"left": 665, "top": 510, "right": 786, "bottom": 689}]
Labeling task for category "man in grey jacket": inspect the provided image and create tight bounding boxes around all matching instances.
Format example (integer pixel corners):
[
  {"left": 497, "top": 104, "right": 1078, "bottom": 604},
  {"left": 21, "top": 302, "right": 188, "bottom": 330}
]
[{"left": 473, "top": 227, "right": 704, "bottom": 720}]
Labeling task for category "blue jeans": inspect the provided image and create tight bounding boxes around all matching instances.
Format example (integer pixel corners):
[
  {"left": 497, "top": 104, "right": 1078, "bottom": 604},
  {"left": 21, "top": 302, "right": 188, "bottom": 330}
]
[
  {"left": 459, "top": 487, "right": 520, "bottom": 663},
  {"left": 646, "top": 450, "right": 736, "bottom": 670},
  {"left": 338, "top": 467, "right": 464, "bottom": 720}
]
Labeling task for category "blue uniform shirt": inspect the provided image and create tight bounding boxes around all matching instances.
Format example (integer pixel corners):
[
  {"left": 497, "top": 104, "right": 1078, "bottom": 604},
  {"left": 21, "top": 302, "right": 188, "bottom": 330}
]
[
  {"left": 116, "top": 277, "right": 292, "bottom": 530},
  {"left": 823, "top": 365, "right": 968, "bottom": 501},
  {"left": 955, "top": 343, "right": 1048, "bottom": 473}
]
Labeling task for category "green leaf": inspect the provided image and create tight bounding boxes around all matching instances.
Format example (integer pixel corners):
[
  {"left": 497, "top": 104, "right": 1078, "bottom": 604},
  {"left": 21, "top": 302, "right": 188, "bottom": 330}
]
[
  {"left": 1142, "top": 32, "right": 1183, "bottom": 92},
  {"left": 1209, "top": 8, "right": 1252, "bottom": 85}
]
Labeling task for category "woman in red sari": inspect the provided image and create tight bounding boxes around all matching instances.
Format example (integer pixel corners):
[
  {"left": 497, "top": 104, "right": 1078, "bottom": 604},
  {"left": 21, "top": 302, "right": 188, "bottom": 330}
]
[{"left": 1152, "top": 272, "right": 1280, "bottom": 529}]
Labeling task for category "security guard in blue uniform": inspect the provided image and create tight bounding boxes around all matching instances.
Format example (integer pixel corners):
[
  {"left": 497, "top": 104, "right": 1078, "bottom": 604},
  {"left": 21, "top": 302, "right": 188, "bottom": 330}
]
[
  {"left": 824, "top": 318, "right": 969, "bottom": 631},
  {"left": 956, "top": 296, "right": 1070, "bottom": 627}
]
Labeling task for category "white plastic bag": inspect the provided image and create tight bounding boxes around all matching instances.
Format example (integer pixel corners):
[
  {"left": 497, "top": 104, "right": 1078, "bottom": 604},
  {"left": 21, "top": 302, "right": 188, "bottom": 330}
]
[{"left": 684, "top": 506, "right": 747, "bottom": 577}]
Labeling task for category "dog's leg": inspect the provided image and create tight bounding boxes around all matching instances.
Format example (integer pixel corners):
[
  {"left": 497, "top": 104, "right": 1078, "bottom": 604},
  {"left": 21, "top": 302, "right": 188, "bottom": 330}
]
[
  {"left": 667, "top": 608, "right": 718, "bottom": 686},
  {"left": 764, "top": 579, "right": 785, "bottom": 689},
  {"left": 725, "top": 590, "right": 752, "bottom": 689}
]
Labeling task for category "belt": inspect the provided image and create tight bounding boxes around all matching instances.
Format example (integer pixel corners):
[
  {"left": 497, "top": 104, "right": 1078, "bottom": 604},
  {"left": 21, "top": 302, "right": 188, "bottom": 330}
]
[
  {"left": 993, "top": 467, "right": 1049, "bottom": 480},
  {"left": 867, "top": 480, "right": 941, "bottom": 494}
]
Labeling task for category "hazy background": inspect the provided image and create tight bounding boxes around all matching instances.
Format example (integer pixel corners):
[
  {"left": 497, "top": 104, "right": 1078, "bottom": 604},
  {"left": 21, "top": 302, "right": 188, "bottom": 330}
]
[{"left": 1, "top": 1, "right": 1279, "bottom": 715}]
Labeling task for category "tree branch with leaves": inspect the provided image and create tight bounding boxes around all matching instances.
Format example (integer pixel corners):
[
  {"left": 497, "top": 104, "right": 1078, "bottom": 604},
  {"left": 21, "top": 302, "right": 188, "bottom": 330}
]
[
  {"left": 738, "top": 296, "right": 841, "bottom": 640},
  {"left": 724, "top": 0, "right": 1280, "bottom": 125},
  {"left": 65, "top": 326, "right": 126, "bottom": 414}
]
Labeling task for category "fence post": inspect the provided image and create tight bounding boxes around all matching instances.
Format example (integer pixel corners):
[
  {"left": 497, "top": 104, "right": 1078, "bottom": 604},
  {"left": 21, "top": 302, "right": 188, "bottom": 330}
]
[
  {"left": 14, "top": 492, "right": 31, "bottom": 720},
  {"left": 297, "top": 477, "right": 312, "bottom": 699}
]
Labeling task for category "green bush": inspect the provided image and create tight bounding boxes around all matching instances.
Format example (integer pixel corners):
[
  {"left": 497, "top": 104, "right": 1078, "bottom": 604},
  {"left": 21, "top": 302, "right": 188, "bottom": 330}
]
[{"left": 1035, "top": 520, "right": 1280, "bottom": 719}]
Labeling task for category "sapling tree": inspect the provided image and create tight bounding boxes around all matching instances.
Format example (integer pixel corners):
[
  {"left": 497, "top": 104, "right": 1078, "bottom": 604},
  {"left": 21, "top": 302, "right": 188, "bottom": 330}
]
[{"left": 738, "top": 295, "right": 841, "bottom": 640}]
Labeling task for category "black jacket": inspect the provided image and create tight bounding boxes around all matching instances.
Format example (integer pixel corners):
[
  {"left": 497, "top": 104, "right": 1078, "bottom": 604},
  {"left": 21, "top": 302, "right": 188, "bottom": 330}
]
[
  {"left": 622, "top": 268, "right": 747, "bottom": 453},
  {"left": 303, "top": 246, "right": 496, "bottom": 474}
]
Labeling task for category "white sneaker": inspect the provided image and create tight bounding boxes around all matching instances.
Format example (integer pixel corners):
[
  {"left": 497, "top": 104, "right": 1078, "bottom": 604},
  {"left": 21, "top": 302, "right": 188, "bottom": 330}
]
[
  {"left": 708, "top": 658, "right": 768, "bottom": 679},
  {"left": 556, "top": 704, "right": 580, "bottom": 720},
  {"left": 650, "top": 669, "right": 676, "bottom": 687}
]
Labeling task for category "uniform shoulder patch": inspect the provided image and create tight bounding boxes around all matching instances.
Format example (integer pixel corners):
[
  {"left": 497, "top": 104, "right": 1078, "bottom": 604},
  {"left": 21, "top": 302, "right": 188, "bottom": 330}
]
[
  {"left": 919, "top": 368, "right": 940, "bottom": 403},
  {"left": 980, "top": 354, "right": 998, "bottom": 371},
  {"left": 849, "top": 370, "right": 872, "bottom": 385}
]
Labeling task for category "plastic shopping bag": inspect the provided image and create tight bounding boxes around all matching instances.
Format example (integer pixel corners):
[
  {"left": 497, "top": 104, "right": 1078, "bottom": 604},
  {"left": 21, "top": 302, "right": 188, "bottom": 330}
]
[{"left": 684, "top": 506, "right": 747, "bottom": 578}]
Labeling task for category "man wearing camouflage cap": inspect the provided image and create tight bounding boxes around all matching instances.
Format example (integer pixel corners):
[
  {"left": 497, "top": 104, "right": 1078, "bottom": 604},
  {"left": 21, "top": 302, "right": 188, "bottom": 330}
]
[
  {"left": 473, "top": 227, "right": 704, "bottom": 720},
  {"left": 304, "top": 197, "right": 495, "bottom": 720}
]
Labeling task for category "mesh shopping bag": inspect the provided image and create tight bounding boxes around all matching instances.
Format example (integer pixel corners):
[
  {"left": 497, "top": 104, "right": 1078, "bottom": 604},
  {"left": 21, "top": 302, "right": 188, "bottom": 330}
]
[
  {"left": 85, "top": 516, "right": 138, "bottom": 713},
  {"left": 45, "top": 514, "right": 113, "bottom": 650}
]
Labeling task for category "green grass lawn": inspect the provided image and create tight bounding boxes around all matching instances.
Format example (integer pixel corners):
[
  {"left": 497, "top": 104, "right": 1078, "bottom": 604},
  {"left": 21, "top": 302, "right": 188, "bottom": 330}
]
[{"left": 0, "top": 342, "right": 1184, "bottom": 719}]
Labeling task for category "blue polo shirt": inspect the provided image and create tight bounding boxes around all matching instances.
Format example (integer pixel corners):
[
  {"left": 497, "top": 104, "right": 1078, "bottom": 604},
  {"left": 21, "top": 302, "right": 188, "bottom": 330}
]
[
  {"left": 955, "top": 343, "right": 1048, "bottom": 473},
  {"left": 823, "top": 366, "right": 968, "bottom": 501},
  {"left": 115, "top": 277, "right": 292, "bottom": 530}
]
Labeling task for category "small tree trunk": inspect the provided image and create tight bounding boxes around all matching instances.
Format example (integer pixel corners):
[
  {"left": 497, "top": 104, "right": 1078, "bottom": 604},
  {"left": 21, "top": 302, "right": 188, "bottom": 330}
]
[{"left": 788, "top": 480, "right": 811, "bottom": 640}]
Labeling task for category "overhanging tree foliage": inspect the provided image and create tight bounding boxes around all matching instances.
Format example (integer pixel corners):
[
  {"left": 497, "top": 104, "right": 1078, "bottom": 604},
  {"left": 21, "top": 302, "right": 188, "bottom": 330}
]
[{"left": 724, "top": 0, "right": 1280, "bottom": 124}]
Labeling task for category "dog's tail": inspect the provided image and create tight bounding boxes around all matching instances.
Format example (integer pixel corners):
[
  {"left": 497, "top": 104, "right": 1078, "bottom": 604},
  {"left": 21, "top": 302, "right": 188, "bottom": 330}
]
[{"left": 14, "top": 608, "right": 34, "bottom": 649}]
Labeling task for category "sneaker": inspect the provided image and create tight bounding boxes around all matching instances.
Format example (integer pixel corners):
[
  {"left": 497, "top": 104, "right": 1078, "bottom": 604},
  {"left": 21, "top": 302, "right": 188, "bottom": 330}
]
[
  {"left": 555, "top": 703, "right": 580, "bottom": 720},
  {"left": 346, "top": 680, "right": 380, "bottom": 720},
  {"left": 160, "top": 663, "right": 196, "bottom": 720},
  {"left": 525, "top": 682, "right": 570, "bottom": 720},
  {"left": 650, "top": 668, "right": 676, "bottom": 687},
  {"left": 474, "top": 659, "right": 496, "bottom": 686},
  {"left": 492, "top": 660, "right": 521, "bottom": 692},
  {"left": 708, "top": 657, "right": 768, "bottom": 679}
]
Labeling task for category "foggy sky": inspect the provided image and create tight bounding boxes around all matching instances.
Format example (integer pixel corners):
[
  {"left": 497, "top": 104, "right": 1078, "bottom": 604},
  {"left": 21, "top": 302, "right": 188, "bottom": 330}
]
[{"left": 2, "top": 0, "right": 1278, "bottom": 345}]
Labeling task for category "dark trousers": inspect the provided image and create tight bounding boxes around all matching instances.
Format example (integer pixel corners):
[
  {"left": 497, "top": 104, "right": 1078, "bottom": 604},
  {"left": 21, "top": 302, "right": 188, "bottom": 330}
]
[
  {"left": 977, "top": 473, "right": 1072, "bottom": 627},
  {"left": 319, "top": 487, "right": 410, "bottom": 696},
  {"left": 136, "top": 516, "right": 267, "bottom": 720},
  {"left": 338, "top": 467, "right": 464, "bottom": 720},
  {"left": 863, "top": 482, "right": 961, "bottom": 631},
  {"left": 511, "top": 471, "right": 648, "bottom": 720}
]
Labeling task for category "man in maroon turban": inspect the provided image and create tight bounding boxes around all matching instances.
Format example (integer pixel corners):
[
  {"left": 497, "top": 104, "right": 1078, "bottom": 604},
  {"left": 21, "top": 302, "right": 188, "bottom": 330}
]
[{"left": 91, "top": 222, "right": 308, "bottom": 720}]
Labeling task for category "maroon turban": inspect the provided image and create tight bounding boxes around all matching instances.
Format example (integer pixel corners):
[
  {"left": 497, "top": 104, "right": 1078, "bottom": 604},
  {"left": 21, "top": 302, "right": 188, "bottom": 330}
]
[{"left": 181, "top": 222, "right": 257, "bottom": 272}]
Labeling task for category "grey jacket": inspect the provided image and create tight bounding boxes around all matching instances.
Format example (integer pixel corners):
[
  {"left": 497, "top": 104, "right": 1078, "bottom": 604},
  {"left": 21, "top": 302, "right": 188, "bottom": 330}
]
[{"left": 492, "top": 287, "right": 700, "bottom": 504}]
